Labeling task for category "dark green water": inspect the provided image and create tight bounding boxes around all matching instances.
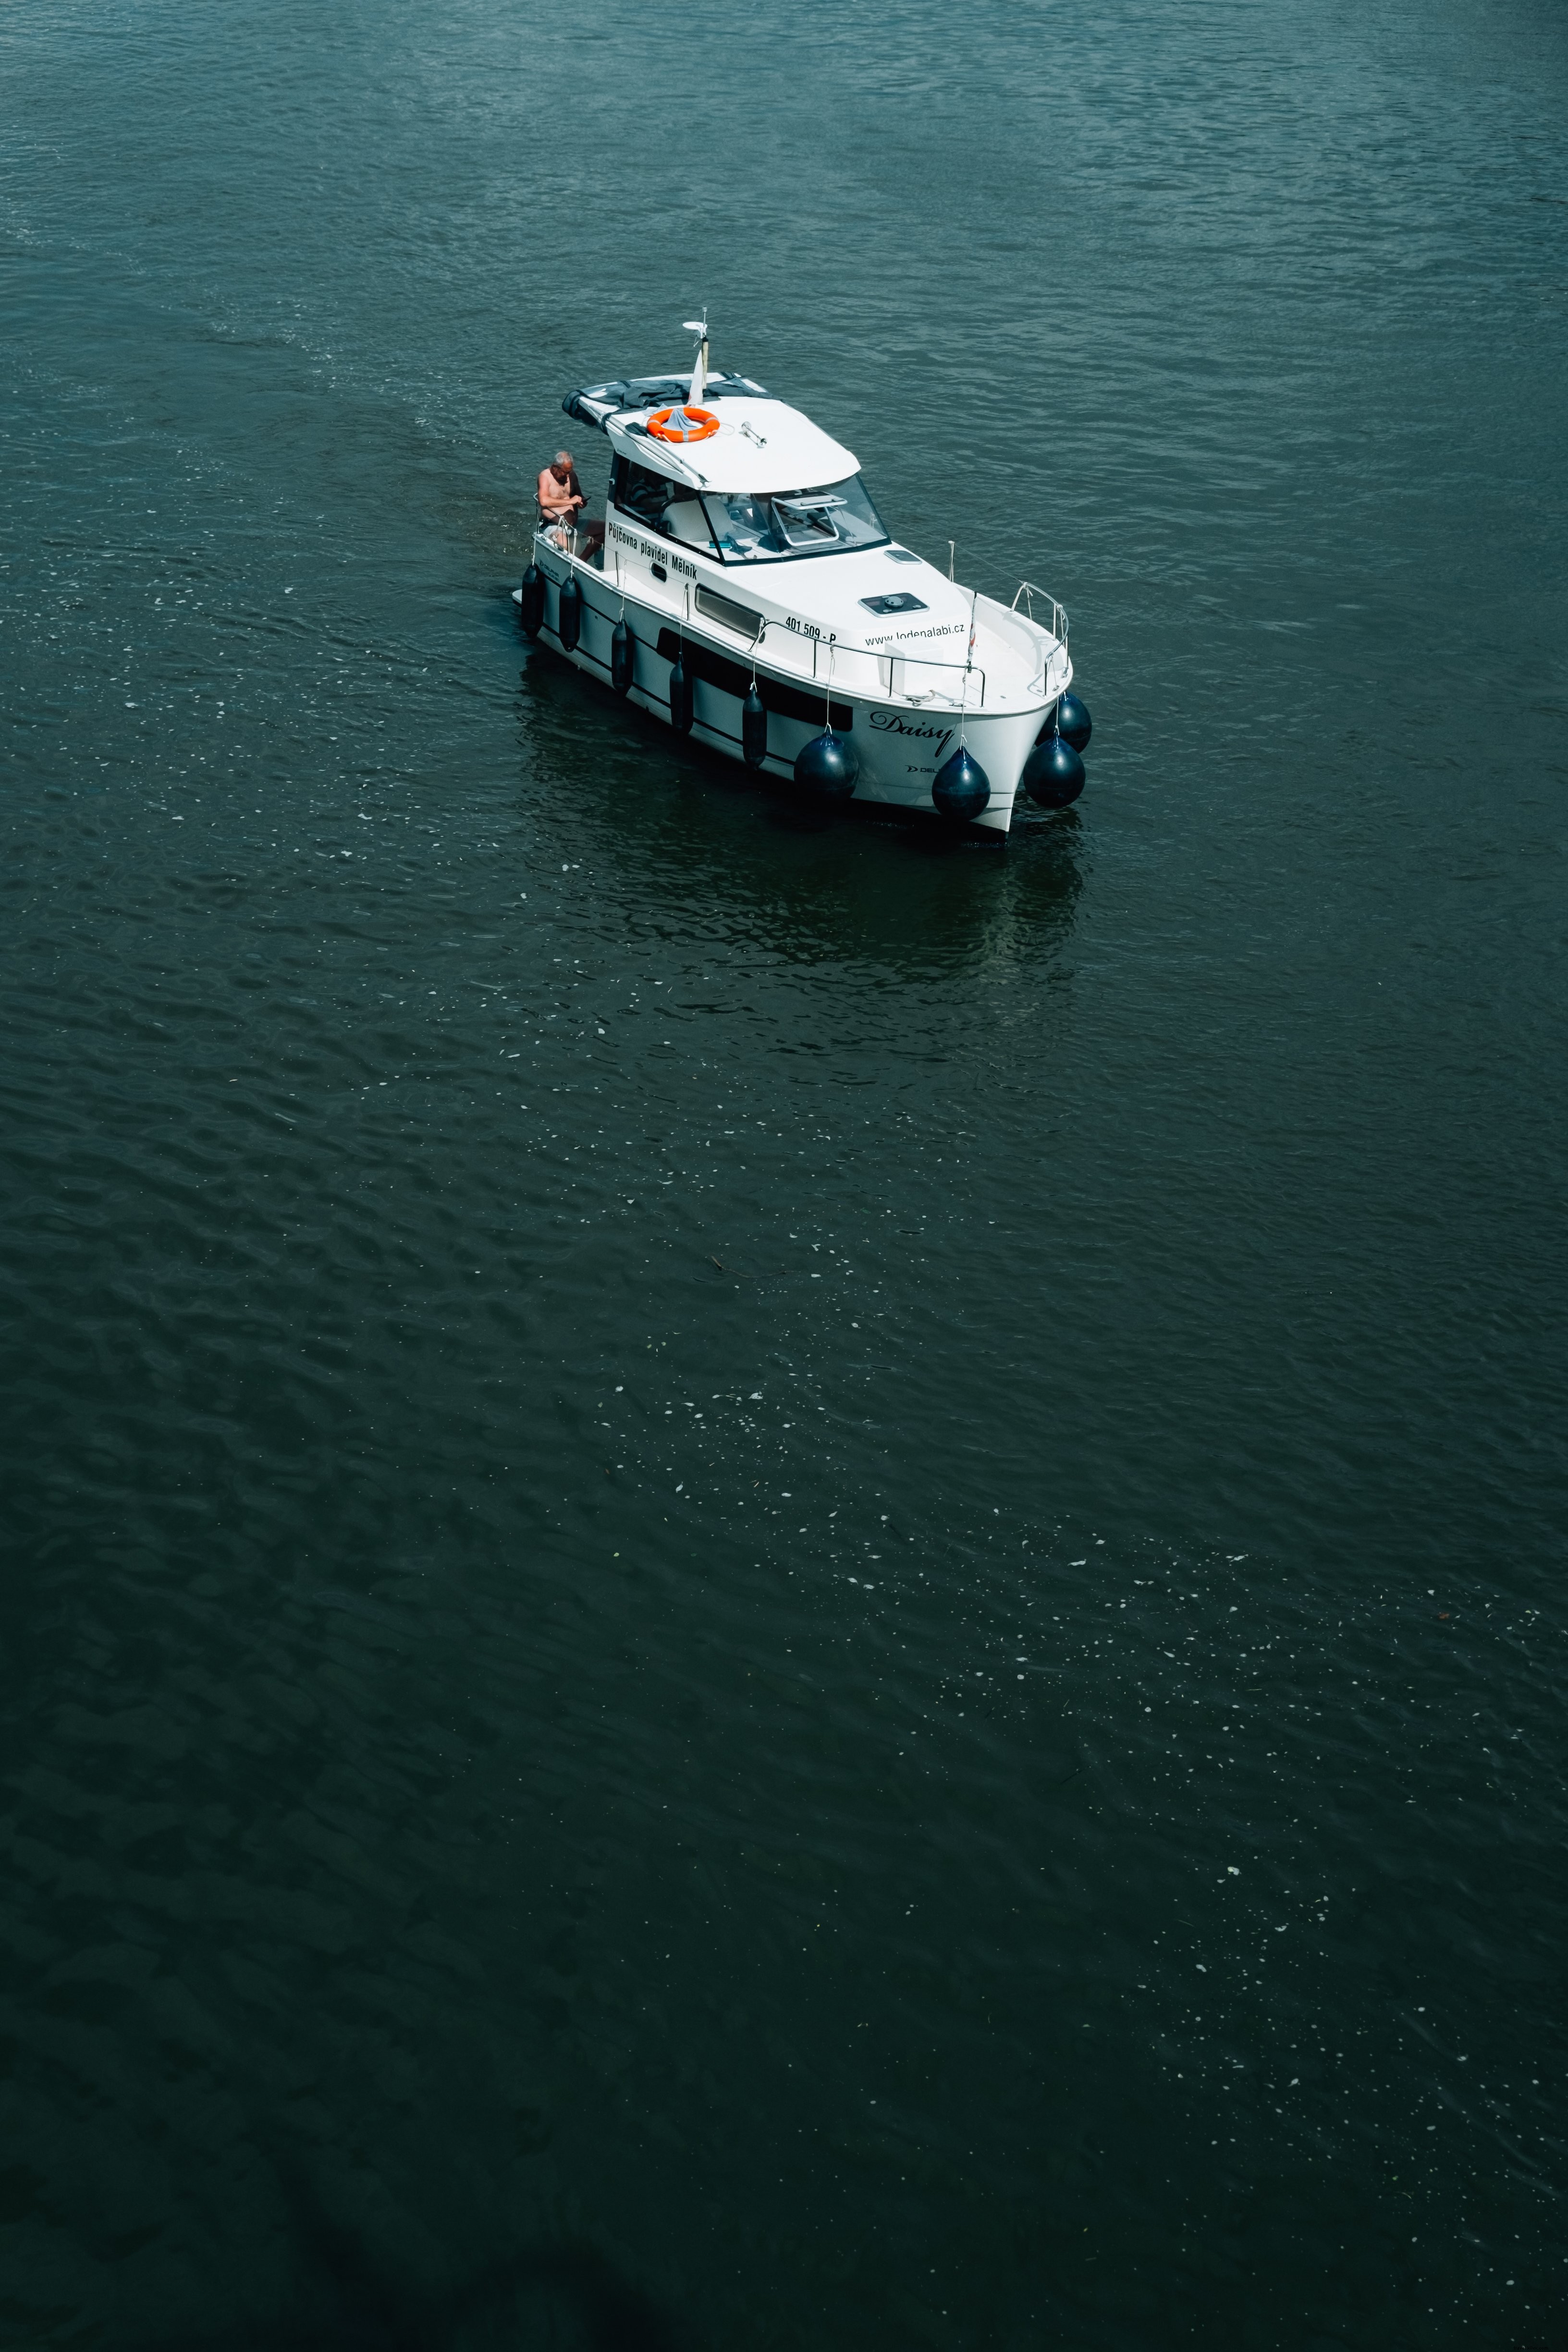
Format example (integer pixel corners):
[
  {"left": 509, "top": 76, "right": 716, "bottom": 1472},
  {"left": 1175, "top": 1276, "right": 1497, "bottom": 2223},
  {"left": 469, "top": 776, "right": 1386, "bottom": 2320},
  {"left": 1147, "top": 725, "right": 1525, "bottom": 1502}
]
[{"left": 4, "top": 0, "right": 1567, "bottom": 2343}]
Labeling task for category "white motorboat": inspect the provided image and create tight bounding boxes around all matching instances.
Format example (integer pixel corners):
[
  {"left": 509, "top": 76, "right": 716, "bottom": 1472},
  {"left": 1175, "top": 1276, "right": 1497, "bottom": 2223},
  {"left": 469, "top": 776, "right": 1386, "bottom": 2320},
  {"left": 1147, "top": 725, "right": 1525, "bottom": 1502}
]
[{"left": 513, "top": 323, "right": 1092, "bottom": 839}]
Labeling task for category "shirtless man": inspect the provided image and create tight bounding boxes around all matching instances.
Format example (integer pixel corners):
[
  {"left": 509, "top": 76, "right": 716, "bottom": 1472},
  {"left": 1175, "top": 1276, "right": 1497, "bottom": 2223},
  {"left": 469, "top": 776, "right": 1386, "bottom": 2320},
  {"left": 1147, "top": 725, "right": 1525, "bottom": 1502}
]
[{"left": 537, "top": 450, "right": 604, "bottom": 556}]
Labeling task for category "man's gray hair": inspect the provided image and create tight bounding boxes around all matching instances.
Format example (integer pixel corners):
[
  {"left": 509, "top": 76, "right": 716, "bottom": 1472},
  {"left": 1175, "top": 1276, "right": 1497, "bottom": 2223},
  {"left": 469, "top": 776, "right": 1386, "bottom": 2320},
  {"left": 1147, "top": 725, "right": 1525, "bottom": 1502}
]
[{"left": 555, "top": 449, "right": 573, "bottom": 466}]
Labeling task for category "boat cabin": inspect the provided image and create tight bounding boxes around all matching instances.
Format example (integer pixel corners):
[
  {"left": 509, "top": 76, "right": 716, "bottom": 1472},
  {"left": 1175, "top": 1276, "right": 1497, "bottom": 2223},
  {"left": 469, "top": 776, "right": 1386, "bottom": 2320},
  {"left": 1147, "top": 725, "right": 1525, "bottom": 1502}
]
[{"left": 562, "top": 373, "right": 889, "bottom": 573}]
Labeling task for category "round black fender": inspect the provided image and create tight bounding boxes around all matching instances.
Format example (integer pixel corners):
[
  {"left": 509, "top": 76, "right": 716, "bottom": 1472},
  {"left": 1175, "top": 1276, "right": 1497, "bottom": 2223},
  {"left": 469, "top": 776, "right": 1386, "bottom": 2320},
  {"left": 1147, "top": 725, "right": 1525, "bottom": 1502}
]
[
  {"left": 1022, "top": 735, "right": 1086, "bottom": 808},
  {"left": 932, "top": 746, "right": 990, "bottom": 821},
  {"left": 1053, "top": 691, "right": 1092, "bottom": 753},
  {"left": 793, "top": 731, "right": 859, "bottom": 803}
]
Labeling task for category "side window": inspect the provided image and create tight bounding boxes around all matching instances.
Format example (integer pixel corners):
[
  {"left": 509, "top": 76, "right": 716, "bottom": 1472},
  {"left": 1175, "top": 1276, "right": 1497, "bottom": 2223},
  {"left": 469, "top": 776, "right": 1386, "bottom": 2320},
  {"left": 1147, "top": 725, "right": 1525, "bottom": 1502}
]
[
  {"left": 610, "top": 456, "right": 674, "bottom": 534},
  {"left": 665, "top": 497, "right": 715, "bottom": 550}
]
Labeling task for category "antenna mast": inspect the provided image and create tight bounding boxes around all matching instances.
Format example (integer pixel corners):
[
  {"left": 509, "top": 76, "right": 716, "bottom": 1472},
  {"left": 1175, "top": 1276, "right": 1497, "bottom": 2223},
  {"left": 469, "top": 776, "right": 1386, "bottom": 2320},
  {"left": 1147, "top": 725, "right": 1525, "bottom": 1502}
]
[{"left": 683, "top": 314, "right": 709, "bottom": 407}]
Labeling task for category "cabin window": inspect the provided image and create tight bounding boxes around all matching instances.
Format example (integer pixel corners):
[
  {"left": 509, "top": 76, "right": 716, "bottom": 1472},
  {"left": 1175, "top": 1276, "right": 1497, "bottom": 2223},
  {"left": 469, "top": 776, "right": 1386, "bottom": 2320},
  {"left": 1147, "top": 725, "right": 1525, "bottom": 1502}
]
[
  {"left": 609, "top": 457, "right": 715, "bottom": 551},
  {"left": 700, "top": 475, "right": 889, "bottom": 565},
  {"left": 610, "top": 455, "right": 676, "bottom": 532},
  {"left": 665, "top": 497, "right": 714, "bottom": 550},
  {"left": 694, "top": 586, "right": 763, "bottom": 641}
]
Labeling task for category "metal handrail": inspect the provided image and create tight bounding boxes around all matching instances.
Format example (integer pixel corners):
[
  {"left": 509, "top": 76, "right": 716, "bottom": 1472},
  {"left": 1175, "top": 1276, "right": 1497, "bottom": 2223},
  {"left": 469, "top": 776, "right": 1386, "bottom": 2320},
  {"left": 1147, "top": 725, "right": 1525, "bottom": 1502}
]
[
  {"left": 1011, "top": 580, "right": 1068, "bottom": 645},
  {"left": 804, "top": 630, "right": 987, "bottom": 709},
  {"left": 536, "top": 530, "right": 1067, "bottom": 712}
]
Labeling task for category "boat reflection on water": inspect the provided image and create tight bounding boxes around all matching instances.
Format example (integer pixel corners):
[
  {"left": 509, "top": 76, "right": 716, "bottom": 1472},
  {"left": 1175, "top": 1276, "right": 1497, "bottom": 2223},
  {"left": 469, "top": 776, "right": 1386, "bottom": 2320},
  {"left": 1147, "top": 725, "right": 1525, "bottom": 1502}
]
[
  {"left": 130, "top": 2184, "right": 680, "bottom": 2352},
  {"left": 511, "top": 650, "right": 1086, "bottom": 984}
]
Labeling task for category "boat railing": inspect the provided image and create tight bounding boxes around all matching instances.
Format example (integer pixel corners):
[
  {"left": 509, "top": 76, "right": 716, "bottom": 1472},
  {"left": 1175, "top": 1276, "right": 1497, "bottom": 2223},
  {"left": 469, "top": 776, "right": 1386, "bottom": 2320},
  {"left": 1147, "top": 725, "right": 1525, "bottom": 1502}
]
[
  {"left": 672, "top": 575, "right": 992, "bottom": 707},
  {"left": 800, "top": 632, "right": 988, "bottom": 711},
  {"left": 541, "top": 527, "right": 1066, "bottom": 710},
  {"left": 789, "top": 589, "right": 1066, "bottom": 709},
  {"left": 1011, "top": 581, "right": 1068, "bottom": 645}
]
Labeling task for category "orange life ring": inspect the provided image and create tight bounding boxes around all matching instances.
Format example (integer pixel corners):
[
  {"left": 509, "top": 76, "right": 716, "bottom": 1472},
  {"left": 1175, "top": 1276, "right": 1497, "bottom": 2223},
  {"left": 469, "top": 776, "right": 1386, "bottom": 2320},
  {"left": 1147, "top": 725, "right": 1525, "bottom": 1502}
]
[{"left": 647, "top": 405, "right": 720, "bottom": 445}]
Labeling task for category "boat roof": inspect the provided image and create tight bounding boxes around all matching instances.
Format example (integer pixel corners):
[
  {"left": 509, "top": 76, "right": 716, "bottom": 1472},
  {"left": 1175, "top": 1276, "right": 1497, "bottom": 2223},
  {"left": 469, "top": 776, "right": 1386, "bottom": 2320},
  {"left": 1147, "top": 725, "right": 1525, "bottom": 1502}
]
[
  {"left": 561, "top": 373, "right": 861, "bottom": 495},
  {"left": 563, "top": 372, "right": 771, "bottom": 429}
]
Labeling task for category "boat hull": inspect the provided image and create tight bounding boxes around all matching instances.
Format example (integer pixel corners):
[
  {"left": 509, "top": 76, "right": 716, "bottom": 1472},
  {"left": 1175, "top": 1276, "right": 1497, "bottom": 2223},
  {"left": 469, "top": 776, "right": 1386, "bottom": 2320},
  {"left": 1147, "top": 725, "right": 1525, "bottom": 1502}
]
[{"left": 515, "top": 546, "right": 1066, "bottom": 839}]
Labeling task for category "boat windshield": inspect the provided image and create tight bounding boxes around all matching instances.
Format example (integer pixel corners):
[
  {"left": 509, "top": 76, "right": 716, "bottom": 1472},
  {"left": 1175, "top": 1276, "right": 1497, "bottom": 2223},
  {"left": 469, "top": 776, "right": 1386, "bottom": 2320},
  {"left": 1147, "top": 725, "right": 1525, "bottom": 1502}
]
[{"left": 701, "top": 476, "right": 888, "bottom": 564}]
